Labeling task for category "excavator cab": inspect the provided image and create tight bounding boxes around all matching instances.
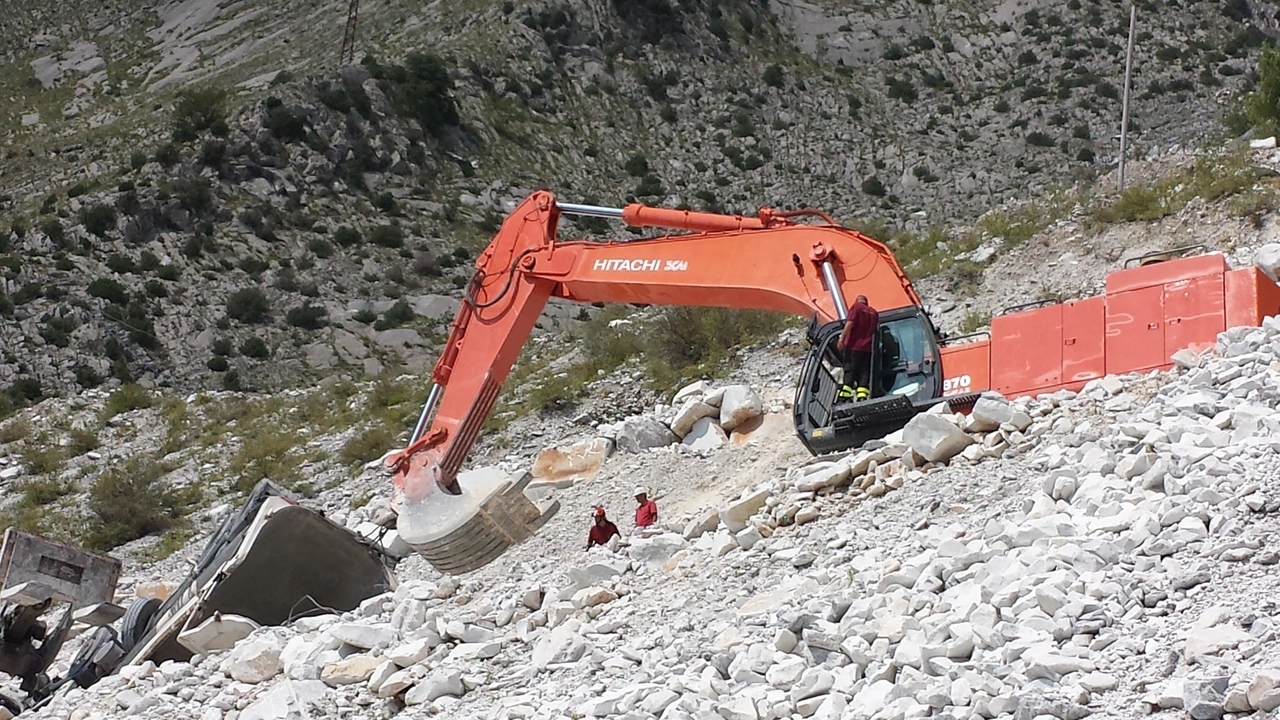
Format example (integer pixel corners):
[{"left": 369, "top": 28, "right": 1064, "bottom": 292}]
[{"left": 793, "top": 307, "right": 959, "bottom": 455}]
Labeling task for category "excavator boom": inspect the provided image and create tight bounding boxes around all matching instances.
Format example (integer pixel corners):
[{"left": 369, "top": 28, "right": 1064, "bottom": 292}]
[{"left": 385, "top": 190, "right": 931, "bottom": 574}]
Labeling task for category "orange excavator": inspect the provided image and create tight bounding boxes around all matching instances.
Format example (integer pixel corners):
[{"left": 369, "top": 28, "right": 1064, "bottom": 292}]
[{"left": 383, "top": 190, "right": 1280, "bottom": 575}]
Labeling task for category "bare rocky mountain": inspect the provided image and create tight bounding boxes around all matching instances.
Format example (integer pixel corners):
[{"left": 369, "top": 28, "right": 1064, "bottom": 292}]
[{"left": 0, "top": 0, "right": 1274, "bottom": 405}]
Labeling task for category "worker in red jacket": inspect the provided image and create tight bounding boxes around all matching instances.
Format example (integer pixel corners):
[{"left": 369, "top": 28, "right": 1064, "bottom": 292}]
[
  {"left": 587, "top": 507, "right": 620, "bottom": 550},
  {"left": 837, "top": 295, "right": 879, "bottom": 402},
  {"left": 633, "top": 487, "right": 658, "bottom": 530}
]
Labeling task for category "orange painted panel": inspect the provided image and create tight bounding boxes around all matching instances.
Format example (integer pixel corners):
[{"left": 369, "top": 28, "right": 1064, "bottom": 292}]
[
  {"left": 1106, "top": 286, "right": 1165, "bottom": 375},
  {"left": 1163, "top": 273, "right": 1224, "bottom": 357},
  {"left": 940, "top": 340, "right": 992, "bottom": 397},
  {"left": 1226, "top": 267, "right": 1280, "bottom": 328},
  {"left": 991, "top": 305, "right": 1063, "bottom": 396},
  {"left": 1062, "top": 297, "right": 1106, "bottom": 385},
  {"left": 1106, "top": 253, "right": 1228, "bottom": 294}
]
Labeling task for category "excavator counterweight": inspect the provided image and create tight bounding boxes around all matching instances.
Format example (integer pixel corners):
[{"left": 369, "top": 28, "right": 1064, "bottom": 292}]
[{"left": 385, "top": 192, "right": 1280, "bottom": 576}]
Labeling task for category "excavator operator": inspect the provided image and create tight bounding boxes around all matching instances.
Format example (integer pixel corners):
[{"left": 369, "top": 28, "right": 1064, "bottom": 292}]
[{"left": 837, "top": 295, "right": 879, "bottom": 402}]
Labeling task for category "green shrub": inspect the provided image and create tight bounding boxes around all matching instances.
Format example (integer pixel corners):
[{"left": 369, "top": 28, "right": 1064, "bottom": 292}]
[
  {"left": 145, "top": 279, "right": 168, "bottom": 298},
  {"left": 266, "top": 107, "right": 308, "bottom": 142},
  {"left": 130, "top": 150, "right": 149, "bottom": 170},
  {"left": 374, "top": 300, "right": 416, "bottom": 330},
  {"left": 286, "top": 303, "right": 328, "bottom": 329},
  {"left": 172, "top": 87, "right": 227, "bottom": 142},
  {"left": 87, "top": 278, "right": 130, "bottom": 305},
  {"left": 0, "top": 419, "right": 31, "bottom": 444},
  {"left": 80, "top": 205, "right": 117, "bottom": 237},
  {"left": 377, "top": 52, "right": 460, "bottom": 138},
  {"left": 229, "top": 428, "right": 300, "bottom": 493},
  {"left": 20, "top": 444, "right": 65, "bottom": 476},
  {"left": 154, "top": 142, "right": 181, "bottom": 167},
  {"left": 240, "top": 336, "right": 269, "bottom": 358},
  {"left": 106, "top": 253, "right": 136, "bottom": 274},
  {"left": 68, "top": 428, "right": 99, "bottom": 456},
  {"left": 368, "top": 225, "right": 404, "bottom": 248},
  {"left": 207, "top": 356, "right": 229, "bottom": 372},
  {"left": 226, "top": 287, "right": 270, "bottom": 323},
  {"left": 763, "top": 64, "right": 785, "bottom": 88},
  {"left": 309, "top": 238, "right": 334, "bottom": 258},
  {"left": 103, "top": 384, "right": 154, "bottom": 419},
  {"left": 211, "top": 337, "right": 233, "bottom": 356},
  {"left": 353, "top": 309, "right": 377, "bottom": 324},
  {"left": 334, "top": 226, "right": 362, "bottom": 246},
  {"left": 84, "top": 456, "right": 199, "bottom": 551}
]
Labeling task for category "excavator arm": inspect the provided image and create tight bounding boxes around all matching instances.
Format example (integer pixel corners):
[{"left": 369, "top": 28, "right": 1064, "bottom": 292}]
[{"left": 386, "top": 190, "right": 926, "bottom": 574}]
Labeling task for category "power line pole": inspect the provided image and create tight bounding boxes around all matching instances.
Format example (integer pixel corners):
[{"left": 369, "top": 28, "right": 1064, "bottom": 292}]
[
  {"left": 340, "top": 0, "right": 360, "bottom": 67},
  {"left": 1118, "top": 4, "right": 1137, "bottom": 191}
]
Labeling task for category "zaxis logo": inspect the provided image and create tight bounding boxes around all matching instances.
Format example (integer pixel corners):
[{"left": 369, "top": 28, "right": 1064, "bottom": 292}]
[{"left": 592, "top": 259, "right": 688, "bottom": 272}]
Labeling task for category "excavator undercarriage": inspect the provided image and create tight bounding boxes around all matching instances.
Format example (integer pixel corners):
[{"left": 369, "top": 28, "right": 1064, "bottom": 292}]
[{"left": 383, "top": 192, "right": 1280, "bottom": 576}]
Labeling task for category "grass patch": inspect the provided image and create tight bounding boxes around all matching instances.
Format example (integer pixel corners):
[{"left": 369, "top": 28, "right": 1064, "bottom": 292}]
[
  {"left": 958, "top": 310, "right": 992, "bottom": 334},
  {"left": 228, "top": 427, "right": 303, "bottom": 495},
  {"left": 67, "top": 428, "right": 99, "bottom": 456},
  {"left": 20, "top": 443, "right": 64, "bottom": 475},
  {"left": 142, "top": 525, "right": 197, "bottom": 562},
  {"left": 488, "top": 304, "right": 794, "bottom": 424},
  {"left": 0, "top": 476, "right": 73, "bottom": 535},
  {"left": 103, "top": 384, "right": 154, "bottom": 420},
  {"left": 84, "top": 455, "right": 201, "bottom": 551},
  {"left": 1089, "top": 150, "right": 1257, "bottom": 227},
  {"left": 341, "top": 425, "right": 398, "bottom": 466},
  {"left": 0, "top": 419, "right": 30, "bottom": 444}
]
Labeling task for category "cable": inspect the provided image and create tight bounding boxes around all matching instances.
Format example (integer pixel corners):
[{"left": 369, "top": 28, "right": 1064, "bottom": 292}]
[{"left": 464, "top": 247, "right": 540, "bottom": 310}]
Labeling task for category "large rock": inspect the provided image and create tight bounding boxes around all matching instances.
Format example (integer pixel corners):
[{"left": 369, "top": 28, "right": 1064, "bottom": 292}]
[
  {"left": 330, "top": 623, "right": 398, "bottom": 650},
  {"left": 615, "top": 416, "right": 678, "bottom": 453},
  {"left": 226, "top": 632, "right": 284, "bottom": 684},
  {"left": 1185, "top": 625, "right": 1252, "bottom": 660},
  {"left": 404, "top": 670, "right": 464, "bottom": 705},
  {"left": 532, "top": 624, "right": 589, "bottom": 669},
  {"left": 240, "top": 680, "right": 327, "bottom": 720},
  {"left": 530, "top": 437, "right": 614, "bottom": 486},
  {"left": 670, "top": 398, "right": 719, "bottom": 437},
  {"left": 967, "top": 395, "right": 1012, "bottom": 432},
  {"left": 682, "top": 416, "right": 727, "bottom": 452},
  {"left": 720, "top": 488, "right": 771, "bottom": 532},
  {"left": 321, "top": 654, "right": 382, "bottom": 686},
  {"left": 903, "top": 413, "right": 974, "bottom": 463},
  {"left": 719, "top": 385, "right": 764, "bottom": 431},
  {"left": 1256, "top": 243, "right": 1280, "bottom": 283},
  {"left": 629, "top": 533, "right": 688, "bottom": 567}
]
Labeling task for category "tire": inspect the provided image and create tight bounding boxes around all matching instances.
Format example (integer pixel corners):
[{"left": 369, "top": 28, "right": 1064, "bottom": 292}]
[
  {"left": 0, "top": 693, "right": 19, "bottom": 715},
  {"left": 120, "top": 598, "right": 162, "bottom": 653},
  {"left": 65, "top": 626, "right": 119, "bottom": 689}
]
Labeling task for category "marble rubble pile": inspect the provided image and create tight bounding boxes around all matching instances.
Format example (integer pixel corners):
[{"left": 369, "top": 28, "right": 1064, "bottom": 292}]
[{"left": 27, "top": 320, "right": 1280, "bottom": 720}]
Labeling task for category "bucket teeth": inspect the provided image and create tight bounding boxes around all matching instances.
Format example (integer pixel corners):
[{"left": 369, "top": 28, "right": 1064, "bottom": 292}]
[{"left": 407, "top": 471, "right": 559, "bottom": 575}]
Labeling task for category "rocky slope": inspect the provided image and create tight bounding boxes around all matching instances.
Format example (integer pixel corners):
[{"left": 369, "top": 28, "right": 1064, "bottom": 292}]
[
  {"left": 0, "top": 0, "right": 1274, "bottom": 401},
  {"left": 17, "top": 277, "right": 1280, "bottom": 720}
]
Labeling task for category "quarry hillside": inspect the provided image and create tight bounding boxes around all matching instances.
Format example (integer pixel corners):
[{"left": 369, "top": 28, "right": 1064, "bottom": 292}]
[{"left": 0, "top": 0, "right": 1274, "bottom": 404}]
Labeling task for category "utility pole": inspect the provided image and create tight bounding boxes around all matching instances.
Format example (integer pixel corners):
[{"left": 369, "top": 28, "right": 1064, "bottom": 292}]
[
  {"left": 1118, "top": 4, "right": 1137, "bottom": 191},
  {"left": 340, "top": 0, "right": 360, "bottom": 67}
]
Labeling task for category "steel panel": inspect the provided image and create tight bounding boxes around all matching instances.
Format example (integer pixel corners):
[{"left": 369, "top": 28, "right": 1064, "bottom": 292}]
[
  {"left": 1163, "top": 273, "right": 1225, "bottom": 358},
  {"left": 1062, "top": 297, "right": 1106, "bottom": 385},
  {"left": 1106, "top": 286, "right": 1166, "bottom": 375},
  {"left": 991, "top": 305, "right": 1063, "bottom": 396}
]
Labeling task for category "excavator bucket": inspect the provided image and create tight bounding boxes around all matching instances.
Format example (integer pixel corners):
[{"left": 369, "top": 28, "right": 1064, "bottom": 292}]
[{"left": 397, "top": 467, "right": 560, "bottom": 575}]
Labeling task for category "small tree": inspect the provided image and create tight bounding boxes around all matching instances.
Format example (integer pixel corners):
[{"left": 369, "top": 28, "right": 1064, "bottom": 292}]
[
  {"left": 227, "top": 287, "right": 270, "bottom": 323},
  {"left": 286, "top": 303, "right": 328, "bottom": 329},
  {"left": 1246, "top": 46, "right": 1280, "bottom": 136}
]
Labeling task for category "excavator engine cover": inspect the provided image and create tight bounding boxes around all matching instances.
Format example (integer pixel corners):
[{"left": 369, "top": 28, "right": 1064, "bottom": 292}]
[{"left": 398, "top": 468, "right": 559, "bottom": 575}]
